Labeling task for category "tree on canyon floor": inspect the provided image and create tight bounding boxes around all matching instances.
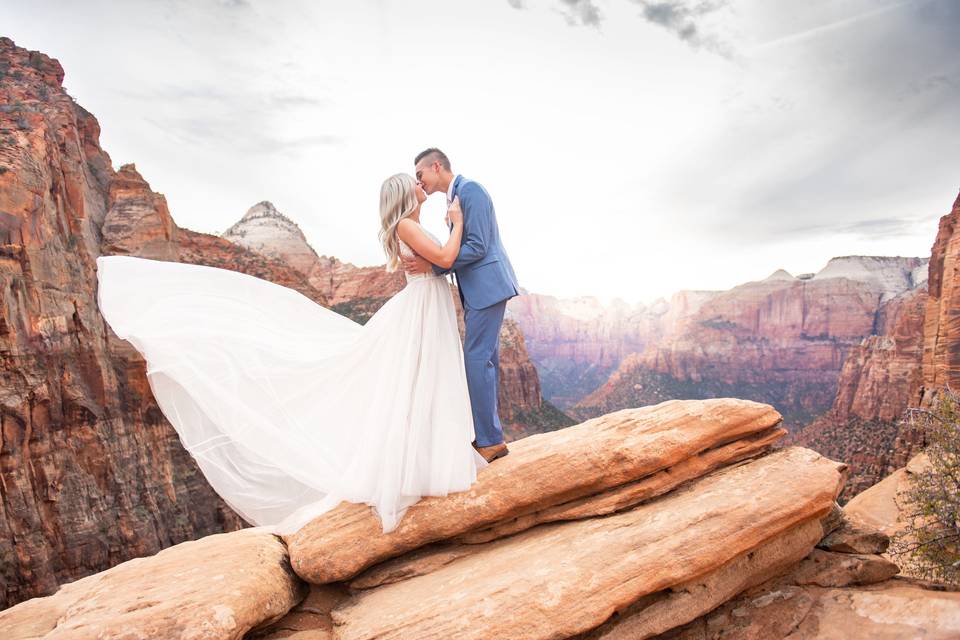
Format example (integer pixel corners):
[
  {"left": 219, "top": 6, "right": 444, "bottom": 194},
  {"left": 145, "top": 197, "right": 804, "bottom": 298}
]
[{"left": 891, "top": 388, "right": 960, "bottom": 587}]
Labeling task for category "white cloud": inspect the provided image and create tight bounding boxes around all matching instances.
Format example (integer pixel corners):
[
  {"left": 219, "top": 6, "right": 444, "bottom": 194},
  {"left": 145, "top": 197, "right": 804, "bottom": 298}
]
[{"left": 1, "top": 0, "right": 956, "bottom": 304}]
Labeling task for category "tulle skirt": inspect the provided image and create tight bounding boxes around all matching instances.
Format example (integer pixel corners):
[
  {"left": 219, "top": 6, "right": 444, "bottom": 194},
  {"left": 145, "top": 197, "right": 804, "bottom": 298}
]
[{"left": 95, "top": 255, "right": 486, "bottom": 534}]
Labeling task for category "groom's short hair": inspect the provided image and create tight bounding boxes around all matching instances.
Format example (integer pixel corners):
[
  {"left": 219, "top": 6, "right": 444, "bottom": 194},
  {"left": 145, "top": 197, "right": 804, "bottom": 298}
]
[{"left": 415, "top": 148, "right": 451, "bottom": 171}]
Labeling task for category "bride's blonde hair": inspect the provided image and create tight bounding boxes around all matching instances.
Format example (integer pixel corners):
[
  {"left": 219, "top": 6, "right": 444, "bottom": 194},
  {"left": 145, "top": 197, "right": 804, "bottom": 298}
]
[{"left": 379, "top": 173, "right": 419, "bottom": 272}]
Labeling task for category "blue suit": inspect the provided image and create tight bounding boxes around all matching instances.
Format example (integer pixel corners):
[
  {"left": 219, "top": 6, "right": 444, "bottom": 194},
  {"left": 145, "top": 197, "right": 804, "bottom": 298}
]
[{"left": 433, "top": 175, "right": 520, "bottom": 446}]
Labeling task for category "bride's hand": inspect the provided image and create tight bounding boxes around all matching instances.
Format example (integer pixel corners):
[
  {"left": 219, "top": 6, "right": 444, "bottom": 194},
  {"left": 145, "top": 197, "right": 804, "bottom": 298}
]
[{"left": 446, "top": 196, "right": 463, "bottom": 227}]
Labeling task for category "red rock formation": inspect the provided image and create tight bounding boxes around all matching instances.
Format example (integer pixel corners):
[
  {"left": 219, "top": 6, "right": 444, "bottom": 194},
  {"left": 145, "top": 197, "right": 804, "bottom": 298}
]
[
  {"left": 102, "top": 165, "right": 328, "bottom": 306},
  {"left": 918, "top": 190, "right": 960, "bottom": 408},
  {"left": 506, "top": 293, "right": 674, "bottom": 408},
  {"left": 0, "top": 37, "right": 246, "bottom": 610},
  {"left": 830, "top": 286, "right": 927, "bottom": 423},
  {"left": 788, "top": 193, "right": 960, "bottom": 502},
  {"left": 572, "top": 263, "right": 927, "bottom": 430},
  {"left": 789, "top": 286, "right": 928, "bottom": 501}
]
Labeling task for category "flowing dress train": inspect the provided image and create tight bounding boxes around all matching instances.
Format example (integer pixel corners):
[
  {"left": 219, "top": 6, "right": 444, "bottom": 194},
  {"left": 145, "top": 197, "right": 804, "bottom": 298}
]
[{"left": 94, "top": 226, "right": 486, "bottom": 534}]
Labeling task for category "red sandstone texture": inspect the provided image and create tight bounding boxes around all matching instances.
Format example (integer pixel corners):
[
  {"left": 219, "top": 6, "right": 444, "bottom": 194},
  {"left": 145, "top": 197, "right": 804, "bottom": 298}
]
[
  {"left": 570, "top": 269, "right": 926, "bottom": 430},
  {"left": 0, "top": 37, "right": 248, "bottom": 610},
  {"left": 919, "top": 191, "right": 960, "bottom": 407},
  {"left": 789, "top": 286, "right": 928, "bottom": 500},
  {"left": 790, "top": 192, "right": 960, "bottom": 502},
  {"left": 506, "top": 293, "right": 670, "bottom": 407}
]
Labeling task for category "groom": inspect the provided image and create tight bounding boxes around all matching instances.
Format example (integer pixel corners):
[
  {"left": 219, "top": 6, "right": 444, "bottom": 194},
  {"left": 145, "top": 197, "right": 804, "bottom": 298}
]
[{"left": 403, "top": 148, "right": 520, "bottom": 463}]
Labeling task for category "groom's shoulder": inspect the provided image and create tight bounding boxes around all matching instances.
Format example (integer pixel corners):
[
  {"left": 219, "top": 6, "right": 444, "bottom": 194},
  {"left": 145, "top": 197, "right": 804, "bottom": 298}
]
[{"left": 458, "top": 176, "right": 490, "bottom": 199}]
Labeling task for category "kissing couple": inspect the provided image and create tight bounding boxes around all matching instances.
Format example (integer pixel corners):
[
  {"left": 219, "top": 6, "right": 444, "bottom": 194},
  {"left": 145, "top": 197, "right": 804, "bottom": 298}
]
[{"left": 95, "top": 147, "right": 521, "bottom": 535}]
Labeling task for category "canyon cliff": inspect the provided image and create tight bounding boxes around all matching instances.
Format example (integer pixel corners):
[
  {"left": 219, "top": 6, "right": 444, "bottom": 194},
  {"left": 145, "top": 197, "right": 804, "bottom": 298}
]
[
  {"left": 562, "top": 257, "right": 926, "bottom": 430},
  {"left": 790, "top": 191, "right": 960, "bottom": 501},
  {"left": 0, "top": 38, "right": 254, "bottom": 610},
  {"left": 918, "top": 191, "right": 960, "bottom": 407},
  {"left": 788, "top": 285, "right": 928, "bottom": 500}
]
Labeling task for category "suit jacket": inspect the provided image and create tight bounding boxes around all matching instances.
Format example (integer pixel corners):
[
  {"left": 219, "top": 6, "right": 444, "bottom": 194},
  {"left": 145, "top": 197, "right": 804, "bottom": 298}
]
[{"left": 432, "top": 175, "right": 520, "bottom": 310}]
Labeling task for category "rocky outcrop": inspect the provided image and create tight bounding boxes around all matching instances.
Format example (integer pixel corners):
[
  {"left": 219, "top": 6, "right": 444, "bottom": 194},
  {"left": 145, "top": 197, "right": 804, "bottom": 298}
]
[
  {"left": 103, "top": 166, "right": 330, "bottom": 306},
  {"left": 0, "top": 37, "right": 248, "bottom": 610},
  {"left": 844, "top": 453, "right": 930, "bottom": 538},
  {"left": 5, "top": 399, "right": 954, "bottom": 638},
  {"left": 573, "top": 258, "right": 928, "bottom": 431},
  {"left": 843, "top": 453, "right": 932, "bottom": 581},
  {"left": 101, "top": 163, "right": 178, "bottom": 260},
  {"left": 919, "top": 190, "right": 960, "bottom": 408},
  {"left": 660, "top": 571, "right": 959, "bottom": 639},
  {"left": 0, "top": 529, "right": 304, "bottom": 639},
  {"left": 284, "top": 398, "right": 788, "bottom": 584},
  {"left": 328, "top": 447, "right": 840, "bottom": 640}
]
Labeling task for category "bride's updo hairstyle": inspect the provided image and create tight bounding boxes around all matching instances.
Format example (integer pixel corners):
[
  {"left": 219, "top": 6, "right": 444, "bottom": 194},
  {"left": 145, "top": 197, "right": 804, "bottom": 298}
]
[{"left": 379, "top": 173, "right": 419, "bottom": 272}]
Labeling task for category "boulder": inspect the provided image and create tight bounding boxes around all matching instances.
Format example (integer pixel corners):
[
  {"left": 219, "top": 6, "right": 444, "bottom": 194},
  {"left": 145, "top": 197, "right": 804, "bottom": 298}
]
[
  {"left": 791, "top": 549, "right": 900, "bottom": 587},
  {"left": 0, "top": 529, "right": 305, "bottom": 640},
  {"left": 329, "top": 447, "right": 844, "bottom": 640},
  {"left": 817, "top": 516, "right": 890, "bottom": 554}
]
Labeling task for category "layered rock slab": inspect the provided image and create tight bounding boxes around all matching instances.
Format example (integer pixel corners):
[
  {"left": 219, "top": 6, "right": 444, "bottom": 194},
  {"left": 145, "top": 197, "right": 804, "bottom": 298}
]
[
  {"left": 455, "top": 425, "right": 785, "bottom": 544},
  {"left": 285, "top": 398, "right": 785, "bottom": 584},
  {"left": 329, "top": 446, "right": 845, "bottom": 640},
  {"left": 0, "top": 529, "right": 305, "bottom": 640},
  {"left": 660, "top": 578, "right": 960, "bottom": 639},
  {"left": 578, "top": 517, "right": 830, "bottom": 640}
]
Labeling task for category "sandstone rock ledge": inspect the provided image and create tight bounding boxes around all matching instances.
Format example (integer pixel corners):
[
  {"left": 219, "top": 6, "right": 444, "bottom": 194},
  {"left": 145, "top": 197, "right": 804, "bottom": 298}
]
[
  {"left": 0, "top": 528, "right": 304, "bottom": 640},
  {"left": 1, "top": 398, "right": 955, "bottom": 639}
]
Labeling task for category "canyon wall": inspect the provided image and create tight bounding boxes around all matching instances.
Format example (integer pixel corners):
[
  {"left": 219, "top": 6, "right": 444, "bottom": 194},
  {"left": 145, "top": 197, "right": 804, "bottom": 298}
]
[
  {"left": 568, "top": 259, "right": 927, "bottom": 430},
  {"left": 918, "top": 191, "right": 960, "bottom": 407},
  {"left": 791, "top": 190, "right": 960, "bottom": 501},
  {"left": 0, "top": 38, "right": 252, "bottom": 610}
]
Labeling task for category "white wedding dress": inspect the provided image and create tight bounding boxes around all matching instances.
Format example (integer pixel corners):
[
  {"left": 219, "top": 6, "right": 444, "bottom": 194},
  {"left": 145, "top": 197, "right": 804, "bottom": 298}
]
[{"left": 95, "top": 224, "right": 486, "bottom": 535}]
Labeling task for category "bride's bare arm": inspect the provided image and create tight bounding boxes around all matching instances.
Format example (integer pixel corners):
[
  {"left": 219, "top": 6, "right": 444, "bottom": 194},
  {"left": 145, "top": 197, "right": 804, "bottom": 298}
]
[
  {"left": 397, "top": 197, "right": 464, "bottom": 269},
  {"left": 397, "top": 219, "right": 462, "bottom": 269}
]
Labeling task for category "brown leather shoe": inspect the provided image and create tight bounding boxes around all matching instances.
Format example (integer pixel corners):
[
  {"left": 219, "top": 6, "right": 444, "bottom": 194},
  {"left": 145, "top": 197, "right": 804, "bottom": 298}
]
[{"left": 474, "top": 442, "right": 509, "bottom": 463}]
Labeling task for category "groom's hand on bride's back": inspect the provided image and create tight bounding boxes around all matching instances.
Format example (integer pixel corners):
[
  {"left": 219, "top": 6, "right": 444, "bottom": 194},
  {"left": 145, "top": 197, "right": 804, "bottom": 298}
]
[{"left": 402, "top": 253, "right": 432, "bottom": 275}]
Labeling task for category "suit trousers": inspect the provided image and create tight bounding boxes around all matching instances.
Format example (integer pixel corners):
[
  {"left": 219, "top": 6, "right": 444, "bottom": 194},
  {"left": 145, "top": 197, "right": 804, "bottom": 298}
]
[{"left": 462, "top": 297, "right": 507, "bottom": 447}]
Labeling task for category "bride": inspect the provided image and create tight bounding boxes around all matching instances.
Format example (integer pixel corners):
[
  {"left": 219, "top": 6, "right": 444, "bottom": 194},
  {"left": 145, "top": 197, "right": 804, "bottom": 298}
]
[{"left": 95, "top": 173, "right": 487, "bottom": 535}]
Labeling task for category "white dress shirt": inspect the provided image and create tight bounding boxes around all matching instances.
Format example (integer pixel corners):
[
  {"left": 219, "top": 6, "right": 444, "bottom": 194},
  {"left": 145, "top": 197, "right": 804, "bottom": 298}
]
[{"left": 447, "top": 174, "right": 460, "bottom": 204}]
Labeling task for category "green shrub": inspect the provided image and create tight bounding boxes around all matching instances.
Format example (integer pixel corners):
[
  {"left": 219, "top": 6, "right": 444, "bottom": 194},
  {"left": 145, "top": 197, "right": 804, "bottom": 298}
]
[{"left": 890, "top": 388, "right": 960, "bottom": 587}]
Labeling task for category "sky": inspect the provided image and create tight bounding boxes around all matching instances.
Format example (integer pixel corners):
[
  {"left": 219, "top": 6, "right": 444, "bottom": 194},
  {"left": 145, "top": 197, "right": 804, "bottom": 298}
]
[{"left": 2, "top": 0, "right": 958, "bottom": 305}]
